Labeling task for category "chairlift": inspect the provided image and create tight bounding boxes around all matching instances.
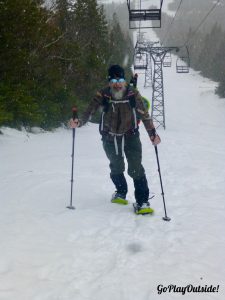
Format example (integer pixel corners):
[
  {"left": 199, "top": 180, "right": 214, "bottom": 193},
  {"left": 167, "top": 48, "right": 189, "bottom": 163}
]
[
  {"left": 134, "top": 52, "right": 148, "bottom": 70},
  {"left": 136, "top": 52, "right": 142, "bottom": 59},
  {"left": 163, "top": 52, "right": 172, "bottom": 67},
  {"left": 176, "top": 47, "right": 190, "bottom": 73},
  {"left": 134, "top": 40, "right": 145, "bottom": 55},
  {"left": 127, "top": 0, "right": 163, "bottom": 29},
  {"left": 176, "top": 57, "right": 190, "bottom": 73}
]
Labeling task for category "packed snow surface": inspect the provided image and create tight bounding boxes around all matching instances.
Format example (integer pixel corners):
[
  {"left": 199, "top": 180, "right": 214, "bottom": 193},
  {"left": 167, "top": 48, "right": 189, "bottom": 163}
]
[{"left": 1, "top": 44, "right": 225, "bottom": 300}]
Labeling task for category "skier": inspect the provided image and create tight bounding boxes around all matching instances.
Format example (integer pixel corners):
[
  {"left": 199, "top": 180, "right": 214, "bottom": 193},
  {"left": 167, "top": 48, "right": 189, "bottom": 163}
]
[{"left": 69, "top": 65, "right": 161, "bottom": 214}]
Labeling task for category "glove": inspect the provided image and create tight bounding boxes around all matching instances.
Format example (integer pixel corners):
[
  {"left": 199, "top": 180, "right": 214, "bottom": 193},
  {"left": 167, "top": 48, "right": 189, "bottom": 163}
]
[
  {"left": 149, "top": 128, "right": 161, "bottom": 145},
  {"left": 69, "top": 118, "right": 80, "bottom": 128}
]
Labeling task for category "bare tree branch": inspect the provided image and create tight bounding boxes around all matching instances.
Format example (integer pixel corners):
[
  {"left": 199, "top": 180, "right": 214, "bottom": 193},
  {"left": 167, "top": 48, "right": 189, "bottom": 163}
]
[
  {"left": 43, "top": 33, "right": 66, "bottom": 48},
  {"left": 49, "top": 55, "right": 76, "bottom": 61}
]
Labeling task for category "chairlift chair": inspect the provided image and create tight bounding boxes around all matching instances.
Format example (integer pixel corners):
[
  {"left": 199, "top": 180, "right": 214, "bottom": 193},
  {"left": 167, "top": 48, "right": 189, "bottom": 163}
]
[
  {"left": 176, "top": 46, "right": 190, "bottom": 73},
  {"left": 134, "top": 40, "right": 146, "bottom": 55},
  {"left": 134, "top": 52, "right": 148, "bottom": 70},
  {"left": 127, "top": 0, "right": 163, "bottom": 29},
  {"left": 176, "top": 57, "right": 189, "bottom": 73},
  {"left": 163, "top": 52, "right": 172, "bottom": 67},
  {"left": 136, "top": 52, "right": 142, "bottom": 59}
]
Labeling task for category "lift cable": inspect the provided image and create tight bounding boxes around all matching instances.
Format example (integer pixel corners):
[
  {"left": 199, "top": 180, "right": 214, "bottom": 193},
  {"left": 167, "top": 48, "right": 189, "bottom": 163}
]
[
  {"left": 161, "top": 0, "right": 184, "bottom": 45},
  {"left": 138, "top": 0, "right": 142, "bottom": 37},
  {"left": 180, "top": 0, "right": 222, "bottom": 48}
]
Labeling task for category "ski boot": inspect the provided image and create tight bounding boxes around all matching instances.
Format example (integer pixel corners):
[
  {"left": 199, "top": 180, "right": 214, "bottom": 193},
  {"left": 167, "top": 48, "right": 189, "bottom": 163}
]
[
  {"left": 111, "top": 192, "right": 128, "bottom": 205},
  {"left": 133, "top": 202, "right": 154, "bottom": 215}
]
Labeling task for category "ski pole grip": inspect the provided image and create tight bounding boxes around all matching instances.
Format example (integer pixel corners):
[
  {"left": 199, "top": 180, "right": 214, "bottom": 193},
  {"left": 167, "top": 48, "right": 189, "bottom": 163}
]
[{"left": 72, "top": 107, "right": 78, "bottom": 120}]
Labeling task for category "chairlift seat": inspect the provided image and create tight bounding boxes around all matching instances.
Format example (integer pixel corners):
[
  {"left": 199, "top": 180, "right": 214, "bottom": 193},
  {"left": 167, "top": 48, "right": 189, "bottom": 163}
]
[
  {"left": 176, "top": 66, "right": 189, "bottom": 73},
  {"left": 129, "top": 9, "right": 161, "bottom": 22},
  {"left": 136, "top": 53, "right": 142, "bottom": 59},
  {"left": 134, "top": 65, "right": 147, "bottom": 70},
  {"left": 163, "top": 62, "right": 171, "bottom": 67}
]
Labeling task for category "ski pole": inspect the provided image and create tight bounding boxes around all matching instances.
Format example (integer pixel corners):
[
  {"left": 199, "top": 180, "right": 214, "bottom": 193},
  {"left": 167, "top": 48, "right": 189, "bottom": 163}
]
[
  {"left": 67, "top": 107, "right": 78, "bottom": 210},
  {"left": 154, "top": 145, "right": 171, "bottom": 221}
]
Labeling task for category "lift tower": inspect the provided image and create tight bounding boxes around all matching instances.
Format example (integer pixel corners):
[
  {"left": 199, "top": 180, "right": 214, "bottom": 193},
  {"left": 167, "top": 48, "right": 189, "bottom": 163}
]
[
  {"left": 150, "top": 47, "right": 178, "bottom": 129},
  {"left": 134, "top": 41, "right": 159, "bottom": 88},
  {"left": 144, "top": 41, "right": 159, "bottom": 88}
]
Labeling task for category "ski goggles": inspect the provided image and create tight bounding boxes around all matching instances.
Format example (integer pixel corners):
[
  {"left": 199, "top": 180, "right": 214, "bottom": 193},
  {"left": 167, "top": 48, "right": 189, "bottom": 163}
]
[{"left": 110, "top": 78, "right": 125, "bottom": 83}]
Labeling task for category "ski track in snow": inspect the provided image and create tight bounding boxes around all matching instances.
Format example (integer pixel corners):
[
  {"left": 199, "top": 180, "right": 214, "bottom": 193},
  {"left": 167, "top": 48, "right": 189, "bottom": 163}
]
[{"left": 1, "top": 38, "right": 225, "bottom": 300}]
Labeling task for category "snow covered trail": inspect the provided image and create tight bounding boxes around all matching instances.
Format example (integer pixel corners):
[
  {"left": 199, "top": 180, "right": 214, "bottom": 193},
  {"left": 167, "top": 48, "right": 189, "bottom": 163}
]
[{"left": 1, "top": 65, "right": 225, "bottom": 300}]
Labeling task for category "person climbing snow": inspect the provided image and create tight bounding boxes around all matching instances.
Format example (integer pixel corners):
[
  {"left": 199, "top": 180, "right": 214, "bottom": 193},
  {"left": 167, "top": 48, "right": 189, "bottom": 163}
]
[{"left": 69, "top": 65, "right": 161, "bottom": 214}]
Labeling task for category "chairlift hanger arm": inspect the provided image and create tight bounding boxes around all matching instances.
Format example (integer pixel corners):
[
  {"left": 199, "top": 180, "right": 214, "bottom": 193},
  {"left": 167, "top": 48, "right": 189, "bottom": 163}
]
[{"left": 127, "top": 1, "right": 164, "bottom": 10}]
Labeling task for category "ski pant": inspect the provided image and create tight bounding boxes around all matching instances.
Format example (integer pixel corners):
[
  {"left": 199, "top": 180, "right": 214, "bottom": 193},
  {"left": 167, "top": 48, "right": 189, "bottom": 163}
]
[{"left": 102, "top": 132, "right": 149, "bottom": 206}]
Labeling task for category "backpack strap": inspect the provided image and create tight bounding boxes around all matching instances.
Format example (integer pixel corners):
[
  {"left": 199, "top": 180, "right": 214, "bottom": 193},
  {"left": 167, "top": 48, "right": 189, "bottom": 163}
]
[
  {"left": 126, "top": 87, "right": 138, "bottom": 129},
  {"left": 100, "top": 87, "right": 111, "bottom": 132},
  {"left": 101, "top": 87, "right": 111, "bottom": 113}
]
